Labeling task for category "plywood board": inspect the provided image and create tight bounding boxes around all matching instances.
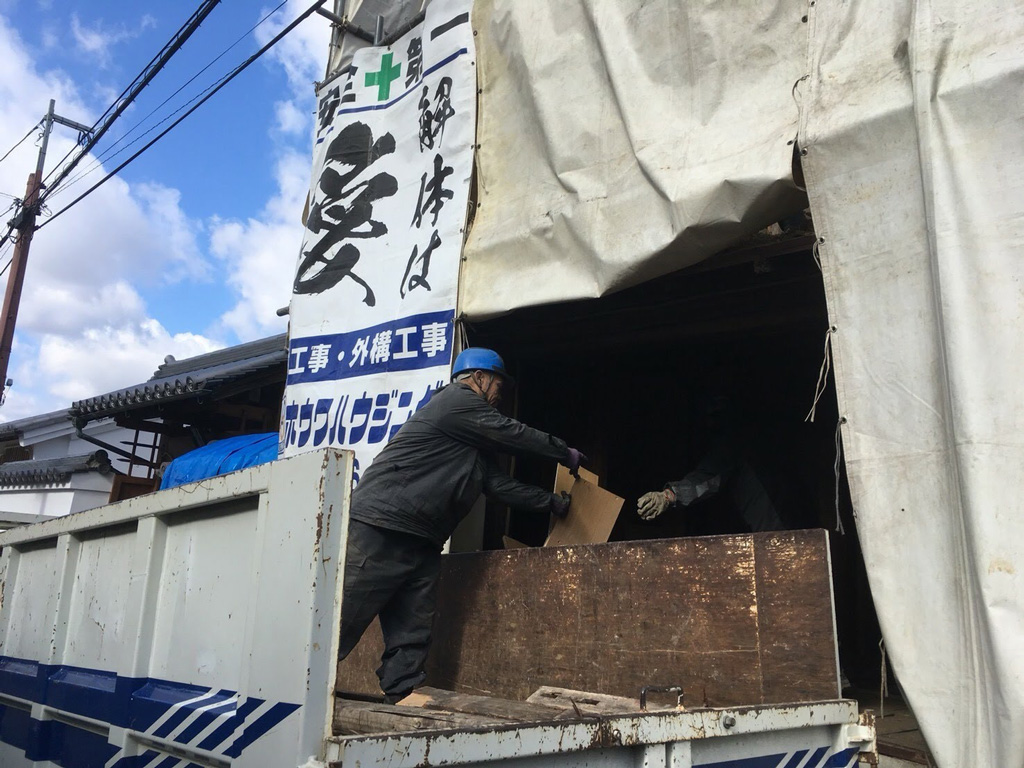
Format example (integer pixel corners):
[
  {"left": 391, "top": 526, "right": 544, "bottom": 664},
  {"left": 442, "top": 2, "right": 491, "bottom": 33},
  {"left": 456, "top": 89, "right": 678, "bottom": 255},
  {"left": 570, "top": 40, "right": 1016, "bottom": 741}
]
[
  {"left": 753, "top": 532, "right": 840, "bottom": 702},
  {"left": 543, "top": 477, "right": 623, "bottom": 547},
  {"left": 335, "top": 531, "right": 839, "bottom": 711}
]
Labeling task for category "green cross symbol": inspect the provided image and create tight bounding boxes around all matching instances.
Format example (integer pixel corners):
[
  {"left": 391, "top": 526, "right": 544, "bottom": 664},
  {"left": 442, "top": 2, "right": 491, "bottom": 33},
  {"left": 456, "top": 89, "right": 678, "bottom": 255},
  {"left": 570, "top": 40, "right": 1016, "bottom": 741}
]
[{"left": 365, "top": 53, "right": 402, "bottom": 101}]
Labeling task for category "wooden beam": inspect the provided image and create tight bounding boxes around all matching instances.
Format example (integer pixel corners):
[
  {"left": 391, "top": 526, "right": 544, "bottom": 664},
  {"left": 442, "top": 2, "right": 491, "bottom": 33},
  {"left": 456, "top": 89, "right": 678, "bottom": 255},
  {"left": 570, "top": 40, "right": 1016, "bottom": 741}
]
[
  {"left": 526, "top": 686, "right": 658, "bottom": 715},
  {"left": 401, "top": 687, "right": 570, "bottom": 722},
  {"left": 112, "top": 416, "right": 188, "bottom": 436},
  {"left": 333, "top": 699, "right": 499, "bottom": 736}
]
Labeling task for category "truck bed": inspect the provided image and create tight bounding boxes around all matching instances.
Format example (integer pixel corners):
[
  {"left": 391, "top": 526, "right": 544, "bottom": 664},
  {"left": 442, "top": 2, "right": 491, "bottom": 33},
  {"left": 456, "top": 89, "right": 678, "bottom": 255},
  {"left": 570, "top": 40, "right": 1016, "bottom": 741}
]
[
  {"left": 0, "top": 450, "right": 872, "bottom": 767},
  {"left": 326, "top": 695, "right": 873, "bottom": 768}
]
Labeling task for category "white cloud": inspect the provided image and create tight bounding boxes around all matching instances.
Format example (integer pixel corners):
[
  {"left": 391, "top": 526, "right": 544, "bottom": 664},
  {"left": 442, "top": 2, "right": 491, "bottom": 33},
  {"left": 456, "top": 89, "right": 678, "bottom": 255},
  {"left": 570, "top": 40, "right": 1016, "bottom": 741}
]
[
  {"left": 274, "top": 99, "right": 308, "bottom": 135},
  {"left": 0, "top": 15, "right": 219, "bottom": 419},
  {"left": 209, "top": 150, "right": 309, "bottom": 340},
  {"left": 1, "top": 322, "right": 220, "bottom": 421},
  {"left": 257, "top": 1, "right": 331, "bottom": 92},
  {"left": 204, "top": 4, "right": 330, "bottom": 341},
  {"left": 70, "top": 13, "right": 155, "bottom": 66},
  {"left": 0, "top": 5, "right": 331, "bottom": 421},
  {"left": 21, "top": 280, "right": 145, "bottom": 336},
  {"left": 2, "top": 314, "right": 219, "bottom": 425},
  {"left": 37, "top": 321, "right": 219, "bottom": 402}
]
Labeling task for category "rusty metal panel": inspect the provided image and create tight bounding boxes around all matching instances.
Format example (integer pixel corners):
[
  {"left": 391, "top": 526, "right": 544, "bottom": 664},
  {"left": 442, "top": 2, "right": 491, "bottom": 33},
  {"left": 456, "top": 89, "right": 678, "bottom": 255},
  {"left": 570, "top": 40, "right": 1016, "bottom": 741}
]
[{"left": 337, "top": 530, "right": 839, "bottom": 706}]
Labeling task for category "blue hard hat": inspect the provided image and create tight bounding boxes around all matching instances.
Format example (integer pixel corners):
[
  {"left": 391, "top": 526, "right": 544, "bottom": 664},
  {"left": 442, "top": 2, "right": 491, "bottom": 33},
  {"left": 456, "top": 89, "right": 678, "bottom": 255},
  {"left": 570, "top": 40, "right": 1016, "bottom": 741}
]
[{"left": 451, "top": 348, "right": 515, "bottom": 384}]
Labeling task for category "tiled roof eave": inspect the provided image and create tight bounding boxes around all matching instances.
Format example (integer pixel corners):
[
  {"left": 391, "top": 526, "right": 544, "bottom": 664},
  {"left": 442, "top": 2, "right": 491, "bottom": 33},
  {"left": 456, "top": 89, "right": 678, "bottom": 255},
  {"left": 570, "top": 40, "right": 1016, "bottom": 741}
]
[{"left": 70, "top": 348, "right": 286, "bottom": 419}]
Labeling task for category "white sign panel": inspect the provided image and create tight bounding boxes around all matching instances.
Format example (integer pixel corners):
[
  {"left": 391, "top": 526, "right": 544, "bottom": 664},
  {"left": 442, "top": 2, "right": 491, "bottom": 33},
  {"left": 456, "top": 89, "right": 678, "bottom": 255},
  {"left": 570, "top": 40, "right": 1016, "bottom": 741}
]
[{"left": 281, "top": 0, "right": 476, "bottom": 478}]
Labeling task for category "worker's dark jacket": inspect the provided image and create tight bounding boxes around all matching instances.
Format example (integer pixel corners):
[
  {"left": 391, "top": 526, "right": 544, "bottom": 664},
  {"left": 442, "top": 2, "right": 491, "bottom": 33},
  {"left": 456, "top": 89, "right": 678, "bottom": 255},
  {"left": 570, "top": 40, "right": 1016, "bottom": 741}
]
[
  {"left": 665, "top": 429, "right": 803, "bottom": 533},
  {"left": 350, "top": 383, "right": 569, "bottom": 547}
]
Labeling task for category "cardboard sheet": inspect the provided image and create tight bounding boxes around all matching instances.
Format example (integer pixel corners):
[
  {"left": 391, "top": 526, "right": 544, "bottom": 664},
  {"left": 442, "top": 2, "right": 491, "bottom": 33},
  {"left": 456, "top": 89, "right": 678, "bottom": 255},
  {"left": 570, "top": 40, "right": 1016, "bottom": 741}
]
[
  {"left": 504, "top": 465, "right": 606, "bottom": 549},
  {"left": 553, "top": 463, "right": 598, "bottom": 495},
  {"left": 544, "top": 477, "right": 623, "bottom": 547}
]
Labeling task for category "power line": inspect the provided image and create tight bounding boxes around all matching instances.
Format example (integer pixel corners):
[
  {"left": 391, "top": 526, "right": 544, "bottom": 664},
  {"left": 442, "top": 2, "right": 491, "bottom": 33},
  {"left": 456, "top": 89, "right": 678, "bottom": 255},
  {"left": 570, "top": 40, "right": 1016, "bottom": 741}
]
[
  {"left": 0, "top": 229, "right": 15, "bottom": 274},
  {"left": 0, "top": 122, "right": 42, "bottom": 168},
  {"left": 48, "top": 0, "right": 291, "bottom": 202},
  {"left": 39, "top": 0, "right": 224, "bottom": 202},
  {"left": 41, "top": 1, "right": 224, "bottom": 190},
  {"left": 39, "top": 0, "right": 328, "bottom": 230},
  {"left": 94, "top": 1, "right": 290, "bottom": 169}
]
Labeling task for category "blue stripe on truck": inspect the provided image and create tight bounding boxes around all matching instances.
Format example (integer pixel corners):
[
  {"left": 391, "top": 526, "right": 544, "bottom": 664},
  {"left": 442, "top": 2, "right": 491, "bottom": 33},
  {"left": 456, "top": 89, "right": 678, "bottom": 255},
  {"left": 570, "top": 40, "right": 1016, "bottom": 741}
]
[
  {"left": 130, "top": 678, "right": 216, "bottom": 733},
  {"left": 0, "top": 655, "right": 299, "bottom": 765},
  {"left": 695, "top": 746, "right": 859, "bottom": 768},
  {"left": 224, "top": 701, "right": 304, "bottom": 758},
  {"left": 197, "top": 696, "right": 265, "bottom": 751},
  {"left": 150, "top": 688, "right": 236, "bottom": 738},
  {"left": 174, "top": 692, "right": 239, "bottom": 744},
  {"left": 0, "top": 702, "right": 34, "bottom": 752}
]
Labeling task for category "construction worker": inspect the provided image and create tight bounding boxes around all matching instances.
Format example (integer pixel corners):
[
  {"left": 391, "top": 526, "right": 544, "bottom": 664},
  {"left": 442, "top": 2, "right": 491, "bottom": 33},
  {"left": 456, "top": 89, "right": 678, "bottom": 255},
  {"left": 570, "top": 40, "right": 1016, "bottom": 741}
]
[
  {"left": 338, "top": 347, "right": 587, "bottom": 703},
  {"left": 636, "top": 396, "right": 795, "bottom": 533},
  {"left": 636, "top": 450, "right": 788, "bottom": 532}
]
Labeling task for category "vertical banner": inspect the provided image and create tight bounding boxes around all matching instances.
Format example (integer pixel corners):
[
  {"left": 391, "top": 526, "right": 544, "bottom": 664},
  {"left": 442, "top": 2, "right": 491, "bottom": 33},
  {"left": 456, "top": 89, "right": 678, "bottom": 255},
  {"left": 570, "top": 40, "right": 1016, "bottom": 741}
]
[{"left": 281, "top": 0, "right": 476, "bottom": 477}]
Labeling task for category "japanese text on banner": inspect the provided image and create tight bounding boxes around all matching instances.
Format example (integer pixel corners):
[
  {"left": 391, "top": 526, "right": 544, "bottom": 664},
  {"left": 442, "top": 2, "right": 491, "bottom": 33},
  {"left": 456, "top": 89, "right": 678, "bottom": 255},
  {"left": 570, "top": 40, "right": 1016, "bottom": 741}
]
[{"left": 281, "top": 0, "right": 475, "bottom": 476}]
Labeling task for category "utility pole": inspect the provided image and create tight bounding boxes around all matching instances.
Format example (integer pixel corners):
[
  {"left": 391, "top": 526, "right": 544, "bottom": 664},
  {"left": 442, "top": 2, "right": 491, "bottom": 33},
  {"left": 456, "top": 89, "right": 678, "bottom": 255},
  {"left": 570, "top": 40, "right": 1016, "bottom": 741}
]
[{"left": 0, "top": 99, "right": 92, "bottom": 405}]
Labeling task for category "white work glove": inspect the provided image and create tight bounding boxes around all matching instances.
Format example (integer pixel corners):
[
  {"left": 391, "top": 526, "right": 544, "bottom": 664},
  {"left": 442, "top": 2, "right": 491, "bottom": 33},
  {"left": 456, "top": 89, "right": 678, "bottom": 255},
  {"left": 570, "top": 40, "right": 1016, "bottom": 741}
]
[{"left": 637, "top": 489, "right": 675, "bottom": 520}]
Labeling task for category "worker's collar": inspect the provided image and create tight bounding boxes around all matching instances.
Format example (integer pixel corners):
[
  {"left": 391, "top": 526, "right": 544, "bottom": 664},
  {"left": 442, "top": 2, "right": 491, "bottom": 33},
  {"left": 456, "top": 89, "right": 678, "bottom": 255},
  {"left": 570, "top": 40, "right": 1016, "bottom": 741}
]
[{"left": 457, "top": 375, "right": 503, "bottom": 406}]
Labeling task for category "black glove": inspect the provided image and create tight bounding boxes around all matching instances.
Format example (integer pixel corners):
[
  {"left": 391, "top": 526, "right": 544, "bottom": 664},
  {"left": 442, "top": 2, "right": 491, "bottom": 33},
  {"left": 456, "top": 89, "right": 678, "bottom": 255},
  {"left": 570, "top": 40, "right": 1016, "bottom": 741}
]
[
  {"left": 550, "top": 491, "right": 571, "bottom": 518},
  {"left": 565, "top": 448, "right": 589, "bottom": 478}
]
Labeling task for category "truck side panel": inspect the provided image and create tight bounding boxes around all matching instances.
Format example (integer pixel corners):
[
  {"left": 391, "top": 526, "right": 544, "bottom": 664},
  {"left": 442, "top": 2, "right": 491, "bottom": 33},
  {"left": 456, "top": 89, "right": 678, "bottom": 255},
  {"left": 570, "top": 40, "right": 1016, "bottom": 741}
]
[{"left": 0, "top": 449, "right": 352, "bottom": 768}]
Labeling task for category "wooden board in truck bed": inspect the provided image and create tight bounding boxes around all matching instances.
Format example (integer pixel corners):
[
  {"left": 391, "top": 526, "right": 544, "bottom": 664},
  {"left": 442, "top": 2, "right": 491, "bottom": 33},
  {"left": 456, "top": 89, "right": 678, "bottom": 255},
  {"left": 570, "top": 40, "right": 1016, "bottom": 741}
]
[{"left": 336, "top": 530, "right": 839, "bottom": 707}]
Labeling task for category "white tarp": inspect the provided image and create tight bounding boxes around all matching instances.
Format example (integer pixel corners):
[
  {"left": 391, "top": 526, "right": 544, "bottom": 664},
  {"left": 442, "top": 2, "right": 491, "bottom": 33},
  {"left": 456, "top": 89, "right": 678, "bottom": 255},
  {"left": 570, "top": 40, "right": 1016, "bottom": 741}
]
[
  {"left": 282, "top": 0, "right": 475, "bottom": 476},
  {"left": 459, "top": 0, "right": 810, "bottom": 318},
  {"left": 316, "top": 2, "right": 1024, "bottom": 762},
  {"left": 800, "top": 2, "right": 1024, "bottom": 766}
]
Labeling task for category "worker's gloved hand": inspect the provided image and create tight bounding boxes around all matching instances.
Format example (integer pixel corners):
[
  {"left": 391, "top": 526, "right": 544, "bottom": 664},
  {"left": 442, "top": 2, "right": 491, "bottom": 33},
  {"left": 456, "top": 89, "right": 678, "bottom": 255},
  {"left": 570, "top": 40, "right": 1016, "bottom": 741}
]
[
  {"left": 565, "top": 448, "right": 589, "bottom": 478},
  {"left": 550, "top": 491, "right": 571, "bottom": 518},
  {"left": 637, "top": 489, "right": 676, "bottom": 520}
]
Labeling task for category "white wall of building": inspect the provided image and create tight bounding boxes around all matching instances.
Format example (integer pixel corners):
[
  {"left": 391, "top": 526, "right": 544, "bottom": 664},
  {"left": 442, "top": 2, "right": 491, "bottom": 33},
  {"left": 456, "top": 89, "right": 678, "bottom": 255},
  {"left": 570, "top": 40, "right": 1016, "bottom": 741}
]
[
  {"left": 0, "top": 416, "right": 148, "bottom": 522},
  {"left": 0, "top": 472, "right": 112, "bottom": 518}
]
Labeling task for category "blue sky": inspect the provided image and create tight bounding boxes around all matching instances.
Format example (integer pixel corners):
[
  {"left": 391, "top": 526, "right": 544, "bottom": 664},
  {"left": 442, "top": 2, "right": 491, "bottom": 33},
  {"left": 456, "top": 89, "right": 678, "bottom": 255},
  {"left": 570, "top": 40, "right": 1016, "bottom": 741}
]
[{"left": 0, "top": 0, "right": 329, "bottom": 419}]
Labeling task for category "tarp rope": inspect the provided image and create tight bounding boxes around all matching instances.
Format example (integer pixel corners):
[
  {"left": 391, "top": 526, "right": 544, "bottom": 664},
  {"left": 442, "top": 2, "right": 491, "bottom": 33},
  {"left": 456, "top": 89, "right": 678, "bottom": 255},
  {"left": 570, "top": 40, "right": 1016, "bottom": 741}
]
[
  {"left": 833, "top": 419, "right": 846, "bottom": 535},
  {"left": 879, "top": 637, "right": 889, "bottom": 720},
  {"left": 804, "top": 326, "right": 834, "bottom": 422}
]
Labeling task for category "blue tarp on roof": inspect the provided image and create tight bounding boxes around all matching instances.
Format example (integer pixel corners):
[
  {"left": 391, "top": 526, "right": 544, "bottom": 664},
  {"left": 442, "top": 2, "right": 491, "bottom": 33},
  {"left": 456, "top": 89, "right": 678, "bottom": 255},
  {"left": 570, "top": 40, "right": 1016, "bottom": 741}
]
[{"left": 160, "top": 432, "right": 278, "bottom": 490}]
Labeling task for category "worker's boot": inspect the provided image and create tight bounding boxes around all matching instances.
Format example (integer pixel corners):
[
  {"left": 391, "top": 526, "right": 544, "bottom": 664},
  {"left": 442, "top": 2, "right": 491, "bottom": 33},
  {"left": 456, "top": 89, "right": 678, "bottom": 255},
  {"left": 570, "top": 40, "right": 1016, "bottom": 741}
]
[{"left": 384, "top": 689, "right": 413, "bottom": 706}]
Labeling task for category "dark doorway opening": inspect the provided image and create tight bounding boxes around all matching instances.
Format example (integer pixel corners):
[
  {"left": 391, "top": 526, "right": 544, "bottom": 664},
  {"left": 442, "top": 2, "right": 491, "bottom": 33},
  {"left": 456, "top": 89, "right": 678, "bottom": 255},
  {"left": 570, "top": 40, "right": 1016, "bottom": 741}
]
[{"left": 466, "top": 235, "right": 883, "bottom": 691}]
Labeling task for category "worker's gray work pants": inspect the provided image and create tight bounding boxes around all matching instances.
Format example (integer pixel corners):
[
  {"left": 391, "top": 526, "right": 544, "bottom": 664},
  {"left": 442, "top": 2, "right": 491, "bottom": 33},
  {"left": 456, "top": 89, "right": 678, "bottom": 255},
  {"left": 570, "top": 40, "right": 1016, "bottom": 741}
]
[{"left": 338, "top": 519, "right": 442, "bottom": 699}]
